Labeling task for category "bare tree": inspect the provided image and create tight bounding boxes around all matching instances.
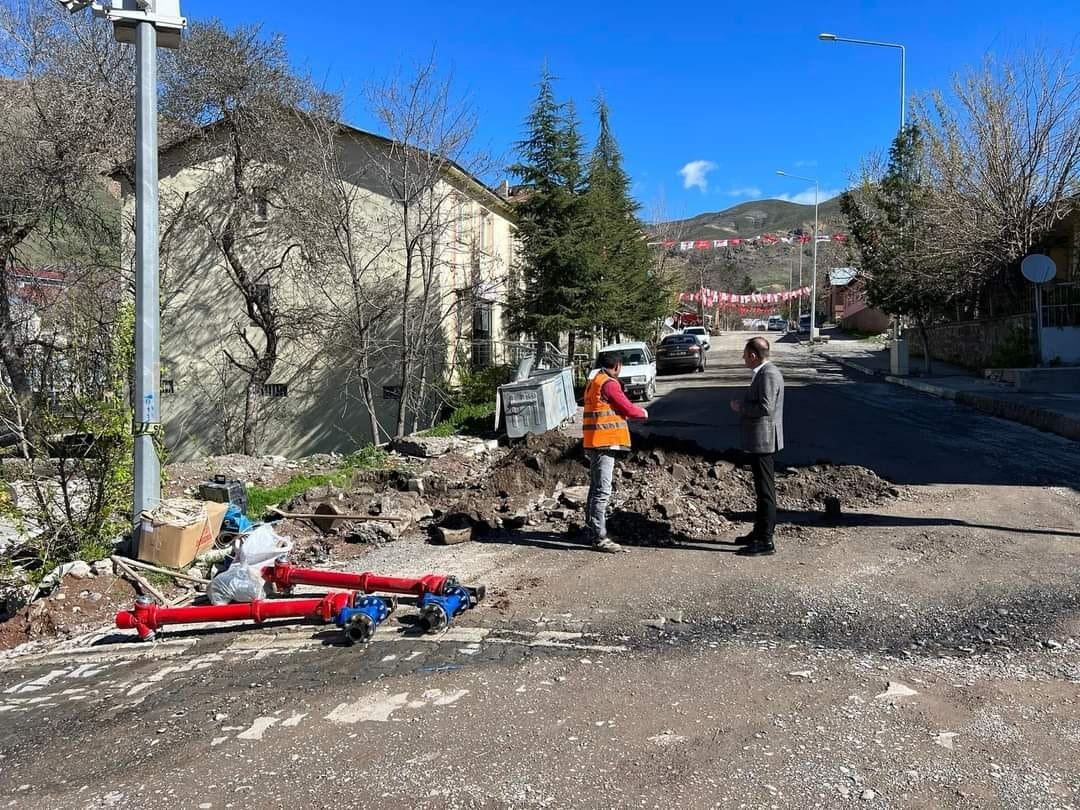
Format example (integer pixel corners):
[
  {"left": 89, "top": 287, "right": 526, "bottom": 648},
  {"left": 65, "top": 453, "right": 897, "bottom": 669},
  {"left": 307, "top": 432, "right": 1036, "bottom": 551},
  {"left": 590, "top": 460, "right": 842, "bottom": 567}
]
[
  {"left": 361, "top": 56, "right": 495, "bottom": 438},
  {"left": 917, "top": 49, "right": 1080, "bottom": 304},
  {"left": 0, "top": 2, "right": 142, "bottom": 589},
  {"left": 156, "top": 21, "right": 339, "bottom": 454},
  {"left": 287, "top": 120, "right": 402, "bottom": 445},
  {"left": 0, "top": 1, "right": 131, "bottom": 424}
]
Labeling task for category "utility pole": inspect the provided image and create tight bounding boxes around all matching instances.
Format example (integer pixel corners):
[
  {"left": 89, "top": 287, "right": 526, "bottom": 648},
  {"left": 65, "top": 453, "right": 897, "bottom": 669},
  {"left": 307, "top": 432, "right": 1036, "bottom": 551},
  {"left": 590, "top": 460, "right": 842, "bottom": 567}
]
[{"left": 59, "top": 1, "right": 186, "bottom": 523}]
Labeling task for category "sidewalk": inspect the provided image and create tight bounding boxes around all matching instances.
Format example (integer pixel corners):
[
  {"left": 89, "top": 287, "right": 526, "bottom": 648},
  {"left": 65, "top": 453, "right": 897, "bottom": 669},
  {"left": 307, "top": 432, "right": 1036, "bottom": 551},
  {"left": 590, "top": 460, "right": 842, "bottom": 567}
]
[{"left": 814, "top": 331, "right": 1080, "bottom": 442}]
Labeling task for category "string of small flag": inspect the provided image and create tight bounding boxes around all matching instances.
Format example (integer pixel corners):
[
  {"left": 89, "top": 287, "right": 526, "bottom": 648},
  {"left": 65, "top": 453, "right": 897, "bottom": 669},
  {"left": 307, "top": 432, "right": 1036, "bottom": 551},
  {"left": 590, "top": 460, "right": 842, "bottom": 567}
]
[
  {"left": 650, "top": 233, "right": 847, "bottom": 252},
  {"left": 679, "top": 285, "right": 812, "bottom": 308}
]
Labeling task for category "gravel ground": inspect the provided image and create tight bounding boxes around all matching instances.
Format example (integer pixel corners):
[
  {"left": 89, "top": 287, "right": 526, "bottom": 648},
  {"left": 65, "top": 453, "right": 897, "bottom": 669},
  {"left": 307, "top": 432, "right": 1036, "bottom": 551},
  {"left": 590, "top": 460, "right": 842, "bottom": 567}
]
[{"left": 0, "top": 337, "right": 1077, "bottom": 809}]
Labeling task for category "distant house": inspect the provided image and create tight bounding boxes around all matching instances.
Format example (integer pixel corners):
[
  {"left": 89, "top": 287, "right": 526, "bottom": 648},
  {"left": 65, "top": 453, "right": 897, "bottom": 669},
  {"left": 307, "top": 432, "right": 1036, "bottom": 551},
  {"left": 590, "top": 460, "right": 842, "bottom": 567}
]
[
  {"left": 902, "top": 208, "right": 1080, "bottom": 370},
  {"left": 117, "top": 122, "right": 520, "bottom": 459},
  {"left": 827, "top": 268, "right": 889, "bottom": 333}
]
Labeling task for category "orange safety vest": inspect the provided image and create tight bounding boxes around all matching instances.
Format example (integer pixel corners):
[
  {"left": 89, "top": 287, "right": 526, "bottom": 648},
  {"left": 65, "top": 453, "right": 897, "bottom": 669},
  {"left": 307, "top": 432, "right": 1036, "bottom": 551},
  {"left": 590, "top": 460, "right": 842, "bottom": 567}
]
[{"left": 583, "top": 371, "right": 631, "bottom": 449}]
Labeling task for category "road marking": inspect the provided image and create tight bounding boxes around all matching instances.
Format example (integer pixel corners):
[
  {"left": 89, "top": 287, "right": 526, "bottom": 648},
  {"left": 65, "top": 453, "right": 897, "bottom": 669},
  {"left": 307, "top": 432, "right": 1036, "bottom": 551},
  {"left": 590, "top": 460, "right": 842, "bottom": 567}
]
[
  {"left": 326, "top": 692, "right": 410, "bottom": 724},
  {"left": 325, "top": 687, "right": 470, "bottom": 724},
  {"left": 237, "top": 717, "right": 279, "bottom": 740},
  {"left": 281, "top": 712, "right": 307, "bottom": 728}
]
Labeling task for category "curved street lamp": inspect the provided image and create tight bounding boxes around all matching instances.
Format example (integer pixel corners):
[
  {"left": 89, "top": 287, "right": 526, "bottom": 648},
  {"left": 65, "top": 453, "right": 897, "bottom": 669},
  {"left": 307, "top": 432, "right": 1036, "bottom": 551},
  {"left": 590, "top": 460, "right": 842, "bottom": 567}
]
[{"left": 818, "top": 32, "right": 906, "bottom": 131}]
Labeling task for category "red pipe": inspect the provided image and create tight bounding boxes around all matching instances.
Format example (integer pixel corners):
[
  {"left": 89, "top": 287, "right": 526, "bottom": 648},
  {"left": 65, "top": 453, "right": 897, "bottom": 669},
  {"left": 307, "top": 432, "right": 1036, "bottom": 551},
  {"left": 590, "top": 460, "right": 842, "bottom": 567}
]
[
  {"left": 115, "top": 591, "right": 353, "bottom": 641},
  {"left": 262, "top": 559, "right": 450, "bottom": 597}
]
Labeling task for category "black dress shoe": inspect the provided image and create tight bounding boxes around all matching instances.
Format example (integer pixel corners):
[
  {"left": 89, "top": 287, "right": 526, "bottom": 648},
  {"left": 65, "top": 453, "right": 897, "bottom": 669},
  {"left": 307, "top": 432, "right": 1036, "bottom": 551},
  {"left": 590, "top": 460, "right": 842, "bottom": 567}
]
[
  {"left": 733, "top": 532, "right": 759, "bottom": 545},
  {"left": 736, "top": 542, "right": 775, "bottom": 557}
]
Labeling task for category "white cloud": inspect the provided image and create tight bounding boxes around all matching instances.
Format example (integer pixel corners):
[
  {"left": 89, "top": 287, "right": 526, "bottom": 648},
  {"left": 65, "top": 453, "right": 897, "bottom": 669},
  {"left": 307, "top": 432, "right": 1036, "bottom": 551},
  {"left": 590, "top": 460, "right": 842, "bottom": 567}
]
[
  {"left": 775, "top": 187, "right": 845, "bottom": 205},
  {"left": 679, "top": 160, "right": 717, "bottom": 192},
  {"left": 726, "top": 186, "right": 762, "bottom": 198}
]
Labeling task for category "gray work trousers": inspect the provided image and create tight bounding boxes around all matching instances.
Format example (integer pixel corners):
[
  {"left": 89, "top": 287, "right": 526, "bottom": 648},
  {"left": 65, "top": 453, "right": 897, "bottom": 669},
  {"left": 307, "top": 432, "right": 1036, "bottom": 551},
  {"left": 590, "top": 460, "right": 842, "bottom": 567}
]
[{"left": 585, "top": 449, "right": 617, "bottom": 541}]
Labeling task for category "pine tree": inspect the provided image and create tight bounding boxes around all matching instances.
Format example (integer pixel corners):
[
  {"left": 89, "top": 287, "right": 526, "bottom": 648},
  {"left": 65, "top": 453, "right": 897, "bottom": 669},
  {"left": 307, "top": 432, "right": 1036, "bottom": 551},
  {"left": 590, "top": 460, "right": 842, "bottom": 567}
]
[
  {"left": 506, "top": 69, "right": 587, "bottom": 355},
  {"left": 580, "top": 99, "right": 665, "bottom": 344},
  {"left": 738, "top": 275, "right": 755, "bottom": 294},
  {"left": 842, "top": 124, "right": 953, "bottom": 372}
]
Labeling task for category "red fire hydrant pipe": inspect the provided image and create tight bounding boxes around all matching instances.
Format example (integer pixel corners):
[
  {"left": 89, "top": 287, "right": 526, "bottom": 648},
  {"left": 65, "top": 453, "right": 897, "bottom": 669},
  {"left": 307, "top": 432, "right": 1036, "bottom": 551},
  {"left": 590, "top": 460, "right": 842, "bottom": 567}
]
[
  {"left": 115, "top": 591, "right": 353, "bottom": 641},
  {"left": 262, "top": 558, "right": 450, "bottom": 597}
]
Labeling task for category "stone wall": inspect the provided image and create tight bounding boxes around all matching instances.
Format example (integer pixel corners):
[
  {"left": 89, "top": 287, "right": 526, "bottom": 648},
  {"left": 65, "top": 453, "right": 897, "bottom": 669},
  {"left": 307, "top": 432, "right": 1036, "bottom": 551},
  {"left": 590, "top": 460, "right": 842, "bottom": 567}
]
[{"left": 903, "top": 314, "right": 1034, "bottom": 371}]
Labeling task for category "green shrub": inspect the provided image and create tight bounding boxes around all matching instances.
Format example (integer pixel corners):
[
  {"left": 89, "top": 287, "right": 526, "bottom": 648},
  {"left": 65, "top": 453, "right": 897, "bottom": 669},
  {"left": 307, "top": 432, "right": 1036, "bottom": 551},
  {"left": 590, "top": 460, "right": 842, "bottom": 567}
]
[
  {"left": 424, "top": 401, "right": 497, "bottom": 439},
  {"left": 988, "top": 326, "right": 1035, "bottom": 369},
  {"left": 454, "top": 365, "right": 513, "bottom": 408},
  {"left": 245, "top": 444, "right": 390, "bottom": 518}
]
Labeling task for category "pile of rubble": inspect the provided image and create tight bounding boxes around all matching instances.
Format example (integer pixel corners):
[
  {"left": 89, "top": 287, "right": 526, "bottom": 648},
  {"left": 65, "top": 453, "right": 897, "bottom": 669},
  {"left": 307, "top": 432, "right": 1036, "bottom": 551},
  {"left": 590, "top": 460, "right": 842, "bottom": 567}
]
[{"left": 390, "top": 433, "right": 907, "bottom": 548}]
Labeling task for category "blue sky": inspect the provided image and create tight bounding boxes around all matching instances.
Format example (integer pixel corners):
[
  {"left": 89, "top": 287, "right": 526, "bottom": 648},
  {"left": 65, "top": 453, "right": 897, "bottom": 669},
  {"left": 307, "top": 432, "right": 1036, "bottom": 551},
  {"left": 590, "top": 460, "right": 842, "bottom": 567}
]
[{"left": 179, "top": 0, "right": 1079, "bottom": 220}]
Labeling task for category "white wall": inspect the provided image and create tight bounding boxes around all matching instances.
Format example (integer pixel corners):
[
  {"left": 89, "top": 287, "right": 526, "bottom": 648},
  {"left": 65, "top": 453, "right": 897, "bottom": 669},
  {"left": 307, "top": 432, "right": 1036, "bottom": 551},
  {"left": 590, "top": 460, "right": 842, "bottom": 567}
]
[{"left": 1041, "top": 326, "right": 1080, "bottom": 364}]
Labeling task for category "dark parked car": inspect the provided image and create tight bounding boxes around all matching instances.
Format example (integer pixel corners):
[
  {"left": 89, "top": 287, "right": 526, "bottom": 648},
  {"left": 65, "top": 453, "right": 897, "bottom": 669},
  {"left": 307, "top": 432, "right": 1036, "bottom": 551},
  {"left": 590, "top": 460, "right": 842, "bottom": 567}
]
[{"left": 656, "top": 334, "right": 706, "bottom": 374}]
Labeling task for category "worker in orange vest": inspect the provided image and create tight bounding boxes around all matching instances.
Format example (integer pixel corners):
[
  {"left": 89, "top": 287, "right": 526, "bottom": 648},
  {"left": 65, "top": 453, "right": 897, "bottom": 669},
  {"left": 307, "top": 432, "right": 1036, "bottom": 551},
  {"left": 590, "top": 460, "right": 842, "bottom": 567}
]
[{"left": 582, "top": 351, "right": 649, "bottom": 552}]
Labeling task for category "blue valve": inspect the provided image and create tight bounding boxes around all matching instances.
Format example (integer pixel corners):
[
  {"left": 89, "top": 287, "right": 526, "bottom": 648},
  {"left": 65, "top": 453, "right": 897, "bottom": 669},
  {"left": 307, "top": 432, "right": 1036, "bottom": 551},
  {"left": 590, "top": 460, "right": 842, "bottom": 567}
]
[
  {"left": 416, "top": 585, "right": 473, "bottom": 633},
  {"left": 334, "top": 595, "right": 395, "bottom": 645}
]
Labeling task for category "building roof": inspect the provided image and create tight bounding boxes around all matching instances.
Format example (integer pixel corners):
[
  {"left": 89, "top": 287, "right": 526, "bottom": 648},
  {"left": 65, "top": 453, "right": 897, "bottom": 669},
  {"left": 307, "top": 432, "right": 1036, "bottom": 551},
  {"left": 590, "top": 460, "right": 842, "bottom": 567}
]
[
  {"left": 829, "top": 267, "right": 858, "bottom": 287},
  {"left": 123, "top": 115, "right": 515, "bottom": 219}
]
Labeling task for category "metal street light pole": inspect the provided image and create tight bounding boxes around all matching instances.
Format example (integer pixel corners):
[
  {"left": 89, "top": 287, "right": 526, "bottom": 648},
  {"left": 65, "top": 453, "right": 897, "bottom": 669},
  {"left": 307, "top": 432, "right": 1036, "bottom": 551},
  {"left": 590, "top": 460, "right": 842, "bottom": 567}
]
[
  {"left": 59, "top": 1, "right": 186, "bottom": 523},
  {"left": 133, "top": 19, "right": 160, "bottom": 524},
  {"left": 819, "top": 31, "right": 909, "bottom": 364},
  {"left": 797, "top": 239, "right": 804, "bottom": 322},
  {"left": 818, "top": 32, "right": 905, "bottom": 131},
  {"left": 777, "top": 171, "right": 819, "bottom": 339}
]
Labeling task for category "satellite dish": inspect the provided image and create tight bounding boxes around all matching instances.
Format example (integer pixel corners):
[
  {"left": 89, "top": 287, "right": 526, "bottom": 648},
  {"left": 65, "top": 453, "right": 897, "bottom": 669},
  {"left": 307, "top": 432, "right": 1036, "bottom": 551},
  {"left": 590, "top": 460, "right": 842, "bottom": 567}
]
[{"left": 1021, "top": 254, "right": 1057, "bottom": 284}]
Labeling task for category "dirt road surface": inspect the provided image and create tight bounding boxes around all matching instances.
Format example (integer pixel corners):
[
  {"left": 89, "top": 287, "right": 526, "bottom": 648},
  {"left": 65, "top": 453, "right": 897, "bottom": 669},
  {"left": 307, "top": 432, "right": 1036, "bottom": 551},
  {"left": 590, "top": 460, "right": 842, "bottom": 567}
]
[{"left": 1, "top": 333, "right": 1078, "bottom": 809}]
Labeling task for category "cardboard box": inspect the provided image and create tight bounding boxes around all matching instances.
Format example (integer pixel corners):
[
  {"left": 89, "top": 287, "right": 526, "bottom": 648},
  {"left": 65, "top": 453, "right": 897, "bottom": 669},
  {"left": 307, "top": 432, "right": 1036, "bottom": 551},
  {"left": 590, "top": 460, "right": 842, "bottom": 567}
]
[{"left": 138, "top": 501, "right": 228, "bottom": 568}]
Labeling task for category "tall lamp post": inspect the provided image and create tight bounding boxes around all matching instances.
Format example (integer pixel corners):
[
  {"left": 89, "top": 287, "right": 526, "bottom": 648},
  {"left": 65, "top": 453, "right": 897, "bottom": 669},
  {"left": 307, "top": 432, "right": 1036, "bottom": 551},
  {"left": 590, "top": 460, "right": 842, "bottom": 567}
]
[
  {"left": 777, "top": 171, "right": 819, "bottom": 340},
  {"left": 59, "top": 1, "right": 187, "bottom": 523},
  {"left": 818, "top": 33, "right": 905, "bottom": 131},
  {"left": 819, "top": 31, "right": 909, "bottom": 369}
]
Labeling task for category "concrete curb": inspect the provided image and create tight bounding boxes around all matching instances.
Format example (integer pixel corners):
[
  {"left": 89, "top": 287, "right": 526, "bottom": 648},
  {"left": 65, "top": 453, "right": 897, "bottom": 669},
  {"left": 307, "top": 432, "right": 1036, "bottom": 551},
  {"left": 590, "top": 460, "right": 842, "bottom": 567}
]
[
  {"left": 883, "top": 375, "right": 958, "bottom": 401},
  {"left": 820, "top": 352, "right": 1080, "bottom": 442},
  {"left": 822, "top": 354, "right": 884, "bottom": 378},
  {"left": 952, "top": 391, "right": 1080, "bottom": 441}
]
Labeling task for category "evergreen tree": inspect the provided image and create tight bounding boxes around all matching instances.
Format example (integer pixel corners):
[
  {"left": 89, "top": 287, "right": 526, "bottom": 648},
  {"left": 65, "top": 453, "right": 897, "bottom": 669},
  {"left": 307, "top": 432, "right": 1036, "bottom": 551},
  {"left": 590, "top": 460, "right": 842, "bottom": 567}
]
[
  {"left": 738, "top": 275, "right": 756, "bottom": 294},
  {"left": 580, "top": 99, "right": 664, "bottom": 343},
  {"left": 506, "top": 69, "right": 586, "bottom": 354},
  {"left": 842, "top": 124, "right": 954, "bottom": 372}
]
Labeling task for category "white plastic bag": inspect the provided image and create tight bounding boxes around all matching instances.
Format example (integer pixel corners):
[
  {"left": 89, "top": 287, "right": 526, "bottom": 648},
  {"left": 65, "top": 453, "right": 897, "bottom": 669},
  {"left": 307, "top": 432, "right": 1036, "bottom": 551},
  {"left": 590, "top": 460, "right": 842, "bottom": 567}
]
[
  {"left": 207, "top": 524, "right": 292, "bottom": 605},
  {"left": 234, "top": 523, "right": 292, "bottom": 567},
  {"left": 207, "top": 564, "right": 268, "bottom": 605}
]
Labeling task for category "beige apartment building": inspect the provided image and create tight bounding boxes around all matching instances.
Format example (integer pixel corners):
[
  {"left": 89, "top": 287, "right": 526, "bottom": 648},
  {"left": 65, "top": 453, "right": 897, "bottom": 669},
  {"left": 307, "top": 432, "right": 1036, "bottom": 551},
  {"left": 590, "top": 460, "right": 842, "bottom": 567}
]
[{"left": 118, "top": 122, "right": 519, "bottom": 459}]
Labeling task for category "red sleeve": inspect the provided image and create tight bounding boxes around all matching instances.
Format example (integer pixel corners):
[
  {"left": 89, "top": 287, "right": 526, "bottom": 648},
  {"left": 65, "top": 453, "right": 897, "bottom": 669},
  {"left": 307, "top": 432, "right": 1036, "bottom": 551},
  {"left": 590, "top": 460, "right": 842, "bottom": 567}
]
[{"left": 602, "top": 379, "right": 647, "bottom": 419}]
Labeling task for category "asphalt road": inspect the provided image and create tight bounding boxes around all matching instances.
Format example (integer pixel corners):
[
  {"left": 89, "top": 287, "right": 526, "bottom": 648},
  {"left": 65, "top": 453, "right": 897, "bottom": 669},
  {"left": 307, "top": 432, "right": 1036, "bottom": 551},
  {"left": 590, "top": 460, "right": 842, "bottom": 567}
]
[
  {"left": 1, "top": 332, "right": 1078, "bottom": 809},
  {"left": 645, "top": 332, "right": 1080, "bottom": 488}
]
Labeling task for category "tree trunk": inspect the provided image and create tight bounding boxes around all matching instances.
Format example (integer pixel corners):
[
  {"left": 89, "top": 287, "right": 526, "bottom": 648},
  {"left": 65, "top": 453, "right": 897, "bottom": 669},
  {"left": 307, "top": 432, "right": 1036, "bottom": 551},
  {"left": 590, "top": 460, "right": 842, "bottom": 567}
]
[{"left": 917, "top": 318, "right": 933, "bottom": 375}]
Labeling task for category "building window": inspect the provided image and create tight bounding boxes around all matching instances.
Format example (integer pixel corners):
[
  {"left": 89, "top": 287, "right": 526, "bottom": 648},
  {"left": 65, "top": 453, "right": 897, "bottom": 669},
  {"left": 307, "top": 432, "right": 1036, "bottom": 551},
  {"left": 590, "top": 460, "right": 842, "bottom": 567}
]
[
  {"left": 383, "top": 385, "right": 402, "bottom": 401},
  {"left": 160, "top": 379, "right": 175, "bottom": 395},
  {"left": 472, "top": 302, "right": 494, "bottom": 369},
  {"left": 479, "top": 210, "right": 494, "bottom": 254},
  {"left": 260, "top": 383, "right": 288, "bottom": 397},
  {"left": 253, "top": 187, "right": 269, "bottom": 220}
]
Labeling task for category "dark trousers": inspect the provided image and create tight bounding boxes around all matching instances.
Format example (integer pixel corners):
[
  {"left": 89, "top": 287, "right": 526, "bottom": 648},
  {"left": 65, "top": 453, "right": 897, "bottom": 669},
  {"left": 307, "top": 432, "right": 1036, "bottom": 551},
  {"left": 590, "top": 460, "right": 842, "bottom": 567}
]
[{"left": 748, "top": 452, "right": 776, "bottom": 543}]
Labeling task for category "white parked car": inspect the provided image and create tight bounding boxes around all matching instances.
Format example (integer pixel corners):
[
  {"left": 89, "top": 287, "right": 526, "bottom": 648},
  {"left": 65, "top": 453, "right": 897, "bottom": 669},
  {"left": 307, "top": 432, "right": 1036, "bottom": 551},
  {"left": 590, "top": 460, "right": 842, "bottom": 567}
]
[
  {"left": 682, "top": 326, "right": 711, "bottom": 350},
  {"left": 594, "top": 341, "right": 657, "bottom": 402}
]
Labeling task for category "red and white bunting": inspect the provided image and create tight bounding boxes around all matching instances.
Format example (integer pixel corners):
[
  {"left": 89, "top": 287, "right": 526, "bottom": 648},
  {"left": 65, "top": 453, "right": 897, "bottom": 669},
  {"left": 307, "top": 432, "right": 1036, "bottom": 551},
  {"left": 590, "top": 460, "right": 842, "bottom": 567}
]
[
  {"left": 677, "top": 285, "right": 812, "bottom": 306},
  {"left": 652, "top": 233, "right": 847, "bottom": 251}
]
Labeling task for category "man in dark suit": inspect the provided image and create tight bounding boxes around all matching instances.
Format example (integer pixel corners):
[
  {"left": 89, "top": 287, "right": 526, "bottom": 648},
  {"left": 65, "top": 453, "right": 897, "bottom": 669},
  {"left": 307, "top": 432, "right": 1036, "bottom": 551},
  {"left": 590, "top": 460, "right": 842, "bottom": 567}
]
[{"left": 729, "top": 337, "right": 785, "bottom": 556}]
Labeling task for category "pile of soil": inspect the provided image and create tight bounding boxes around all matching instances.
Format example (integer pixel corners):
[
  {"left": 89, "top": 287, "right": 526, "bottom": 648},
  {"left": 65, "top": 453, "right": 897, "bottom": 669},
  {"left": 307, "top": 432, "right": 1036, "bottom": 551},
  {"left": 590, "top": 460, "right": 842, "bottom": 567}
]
[
  {"left": 0, "top": 572, "right": 160, "bottom": 652},
  {"left": 434, "top": 433, "right": 906, "bottom": 546}
]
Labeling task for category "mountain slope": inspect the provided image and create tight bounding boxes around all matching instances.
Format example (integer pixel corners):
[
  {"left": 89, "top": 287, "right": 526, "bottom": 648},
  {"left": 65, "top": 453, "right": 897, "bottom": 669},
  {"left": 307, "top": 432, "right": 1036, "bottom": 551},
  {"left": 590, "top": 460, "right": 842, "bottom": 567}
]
[{"left": 658, "top": 197, "right": 846, "bottom": 241}]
